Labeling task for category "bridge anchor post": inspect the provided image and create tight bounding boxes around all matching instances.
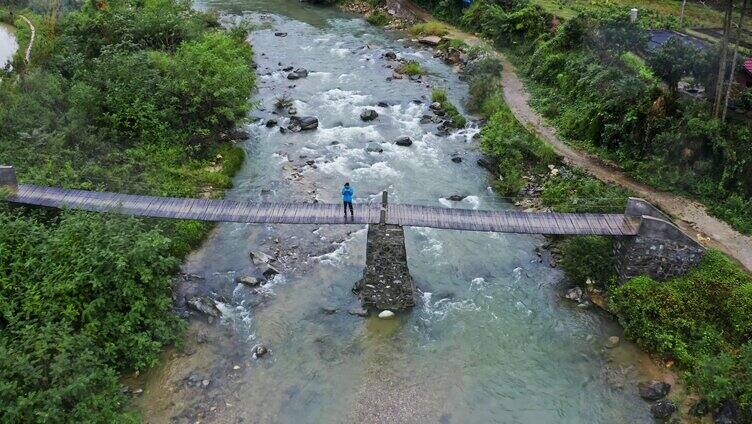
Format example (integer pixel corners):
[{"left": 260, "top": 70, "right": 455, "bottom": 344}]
[
  {"left": 0, "top": 166, "right": 17, "bottom": 193},
  {"left": 613, "top": 198, "right": 705, "bottom": 283}
]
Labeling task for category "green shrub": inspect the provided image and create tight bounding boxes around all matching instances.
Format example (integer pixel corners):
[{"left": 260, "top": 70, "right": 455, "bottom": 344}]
[
  {"left": 479, "top": 104, "right": 555, "bottom": 195},
  {"left": 610, "top": 251, "right": 752, "bottom": 371},
  {"left": 729, "top": 283, "right": 752, "bottom": 339},
  {"left": 0, "top": 211, "right": 185, "bottom": 421},
  {"left": 366, "top": 10, "right": 391, "bottom": 26},
  {"left": 431, "top": 87, "right": 448, "bottom": 103},
  {"left": 398, "top": 60, "right": 424, "bottom": 75},
  {"left": 559, "top": 236, "right": 615, "bottom": 287},
  {"left": 541, "top": 168, "right": 629, "bottom": 213},
  {"left": 431, "top": 88, "right": 467, "bottom": 128},
  {"left": 410, "top": 21, "right": 449, "bottom": 36}
]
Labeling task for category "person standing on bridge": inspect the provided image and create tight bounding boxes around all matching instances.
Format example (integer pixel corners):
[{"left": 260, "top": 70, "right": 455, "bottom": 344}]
[{"left": 342, "top": 182, "right": 354, "bottom": 220}]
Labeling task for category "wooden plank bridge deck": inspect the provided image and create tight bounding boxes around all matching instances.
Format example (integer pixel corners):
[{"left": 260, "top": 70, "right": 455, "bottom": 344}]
[{"left": 5, "top": 184, "right": 641, "bottom": 236}]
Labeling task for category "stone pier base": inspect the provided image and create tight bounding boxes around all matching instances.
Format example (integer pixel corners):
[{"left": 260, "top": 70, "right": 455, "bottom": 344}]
[
  {"left": 614, "top": 198, "right": 705, "bottom": 282},
  {"left": 353, "top": 224, "right": 415, "bottom": 310}
]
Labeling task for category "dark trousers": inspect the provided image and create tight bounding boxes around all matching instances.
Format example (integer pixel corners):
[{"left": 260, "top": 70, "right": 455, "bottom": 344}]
[{"left": 343, "top": 201, "right": 353, "bottom": 216}]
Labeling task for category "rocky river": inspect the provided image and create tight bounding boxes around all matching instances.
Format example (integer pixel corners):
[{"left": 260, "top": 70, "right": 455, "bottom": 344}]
[{"left": 132, "top": 1, "right": 677, "bottom": 422}]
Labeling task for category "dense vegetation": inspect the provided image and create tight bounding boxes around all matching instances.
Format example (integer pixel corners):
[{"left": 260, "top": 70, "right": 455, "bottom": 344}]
[
  {"left": 0, "top": 0, "right": 254, "bottom": 420},
  {"left": 467, "top": 55, "right": 630, "bottom": 212},
  {"left": 417, "top": 0, "right": 752, "bottom": 236},
  {"left": 612, "top": 251, "right": 752, "bottom": 417}
]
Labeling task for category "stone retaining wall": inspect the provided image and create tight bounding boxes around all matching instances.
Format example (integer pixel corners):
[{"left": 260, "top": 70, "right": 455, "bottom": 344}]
[{"left": 614, "top": 198, "right": 705, "bottom": 282}]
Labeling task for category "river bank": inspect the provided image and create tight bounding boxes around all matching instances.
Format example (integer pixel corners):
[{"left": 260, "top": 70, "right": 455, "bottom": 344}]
[
  {"left": 0, "top": 3, "right": 257, "bottom": 420},
  {"left": 129, "top": 2, "right": 689, "bottom": 422}
]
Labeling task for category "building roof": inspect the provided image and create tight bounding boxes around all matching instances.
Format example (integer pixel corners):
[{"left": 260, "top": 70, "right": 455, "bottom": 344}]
[{"left": 647, "top": 29, "right": 709, "bottom": 52}]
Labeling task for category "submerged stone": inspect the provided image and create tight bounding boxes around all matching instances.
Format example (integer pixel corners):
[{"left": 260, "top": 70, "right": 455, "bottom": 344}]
[{"left": 378, "top": 310, "right": 395, "bottom": 319}]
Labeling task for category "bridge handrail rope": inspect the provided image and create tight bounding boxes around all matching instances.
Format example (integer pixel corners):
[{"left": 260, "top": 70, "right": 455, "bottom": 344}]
[{"left": 8, "top": 174, "right": 630, "bottom": 212}]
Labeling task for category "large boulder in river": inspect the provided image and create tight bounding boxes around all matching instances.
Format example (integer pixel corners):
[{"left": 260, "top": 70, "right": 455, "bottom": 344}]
[
  {"left": 249, "top": 250, "right": 274, "bottom": 265},
  {"left": 237, "top": 276, "right": 262, "bottom": 287},
  {"left": 262, "top": 265, "right": 280, "bottom": 279},
  {"left": 477, "top": 155, "right": 499, "bottom": 174},
  {"left": 394, "top": 136, "right": 413, "bottom": 147},
  {"left": 650, "top": 400, "right": 677, "bottom": 420},
  {"left": 384, "top": 51, "right": 397, "bottom": 60},
  {"left": 360, "top": 109, "right": 378, "bottom": 121},
  {"left": 638, "top": 380, "right": 671, "bottom": 401},
  {"left": 286, "top": 68, "right": 308, "bottom": 80},
  {"left": 288, "top": 116, "right": 319, "bottom": 131},
  {"left": 187, "top": 296, "right": 221, "bottom": 322}
]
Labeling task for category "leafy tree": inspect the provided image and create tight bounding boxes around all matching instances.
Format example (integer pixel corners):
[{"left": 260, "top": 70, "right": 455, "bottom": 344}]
[{"left": 647, "top": 36, "right": 703, "bottom": 95}]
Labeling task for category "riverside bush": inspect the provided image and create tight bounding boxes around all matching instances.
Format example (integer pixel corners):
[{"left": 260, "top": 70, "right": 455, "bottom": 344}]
[
  {"left": 559, "top": 236, "right": 615, "bottom": 287},
  {"left": 366, "top": 10, "right": 391, "bottom": 26},
  {"left": 611, "top": 251, "right": 752, "bottom": 411},
  {"left": 431, "top": 88, "right": 467, "bottom": 127},
  {"left": 479, "top": 104, "right": 555, "bottom": 195},
  {"left": 0, "top": 0, "right": 254, "bottom": 420}
]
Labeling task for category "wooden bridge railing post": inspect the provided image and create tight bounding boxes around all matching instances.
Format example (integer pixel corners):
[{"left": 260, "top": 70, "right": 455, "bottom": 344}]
[
  {"left": 0, "top": 166, "right": 17, "bottom": 193},
  {"left": 380, "top": 191, "right": 387, "bottom": 225}
]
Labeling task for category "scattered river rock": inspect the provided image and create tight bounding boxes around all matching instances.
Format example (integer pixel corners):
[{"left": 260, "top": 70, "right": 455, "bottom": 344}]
[
  {"left": 638, "top": 380, "right": 671, "bottom": 401},
  {"left": 605, "top": 336, "right": 620, "bottom": 349},
  {"left": 187, "top": 296, "right": 221, "bottom": 322},
  {"left": 360, "top": 109, "right": 378, "bottom": 121},
  {"left": 288, "top": 116, "right": 319, "bottom": 131},
  {"left": 250, "top": 250, "right": 274, "bottom": 265},
  {"left": 378, "top": 310, "right": 395, "bottom": 319},
  {"left": 650, "top": 400, "right": 677, "bottom": 419},
  {"left": 395, "top": 136, "right": 413, "bottom": 146},
  {"left": 419, "top": 35, "right": 441, "bottom": 46},
  {"left": 287, "top": 68, "right": 308, "bottom": 80},
  {"left": 237, "top": 276, "right": 262, "bottom": 287},
  {"left": 262, "top": 265, "right": 280, "bottom": 279},
  {"left": 348, "top": 307, "right": 369, "bottom": 317},
  {"left": 254, "top": 345, "right": 269, "bottom": 358}
]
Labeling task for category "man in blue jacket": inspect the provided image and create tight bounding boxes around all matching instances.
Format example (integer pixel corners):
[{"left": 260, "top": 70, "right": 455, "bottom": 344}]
[{"left": 341, "top": 182, "right": 354, "bottom": 219}]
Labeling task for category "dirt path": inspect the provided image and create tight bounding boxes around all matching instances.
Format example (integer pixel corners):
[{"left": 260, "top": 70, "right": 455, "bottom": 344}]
[
  {"left": 498, "top": 56, "right": 752, "bottom": 272},
  {"left": 397, "top": 0, "right": 752, "bottom": 272},
  {"left": 19, "top": 15, "right": 34, "bottom": 66}
]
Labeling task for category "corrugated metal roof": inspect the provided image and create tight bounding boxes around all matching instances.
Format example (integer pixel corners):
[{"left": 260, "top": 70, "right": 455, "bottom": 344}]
[{"left": 647, "top": 30, "right": 708, "bottom": 52}]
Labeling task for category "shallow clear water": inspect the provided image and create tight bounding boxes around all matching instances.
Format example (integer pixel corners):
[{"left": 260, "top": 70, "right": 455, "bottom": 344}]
[
  {"left": 175, "top": 2, "right": 654, "bottom": 422},
  {"left": 0, "top": 23, "right": 17, "bottom": 70}
]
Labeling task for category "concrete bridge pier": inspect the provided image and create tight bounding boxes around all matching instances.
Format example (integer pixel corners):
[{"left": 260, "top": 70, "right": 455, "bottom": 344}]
[
  {"left": 353, "top": 192, "right": 415, "bottom": 310},
  {"left": 613, "top": 198, "right": 706, "bottom": 282}
]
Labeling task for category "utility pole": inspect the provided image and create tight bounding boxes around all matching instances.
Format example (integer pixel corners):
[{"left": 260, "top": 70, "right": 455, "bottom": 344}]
[
  {"left": 722, "top": 0, "right": 749, "bottom": 122},
  {"left": 714, "top": 0, "right": 734, "bottom": 118}
]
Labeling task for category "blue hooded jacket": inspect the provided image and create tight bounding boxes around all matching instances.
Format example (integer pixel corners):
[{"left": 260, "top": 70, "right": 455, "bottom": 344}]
[{"left": 341, "top": 185, "right": 354, "bottom": 202}]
